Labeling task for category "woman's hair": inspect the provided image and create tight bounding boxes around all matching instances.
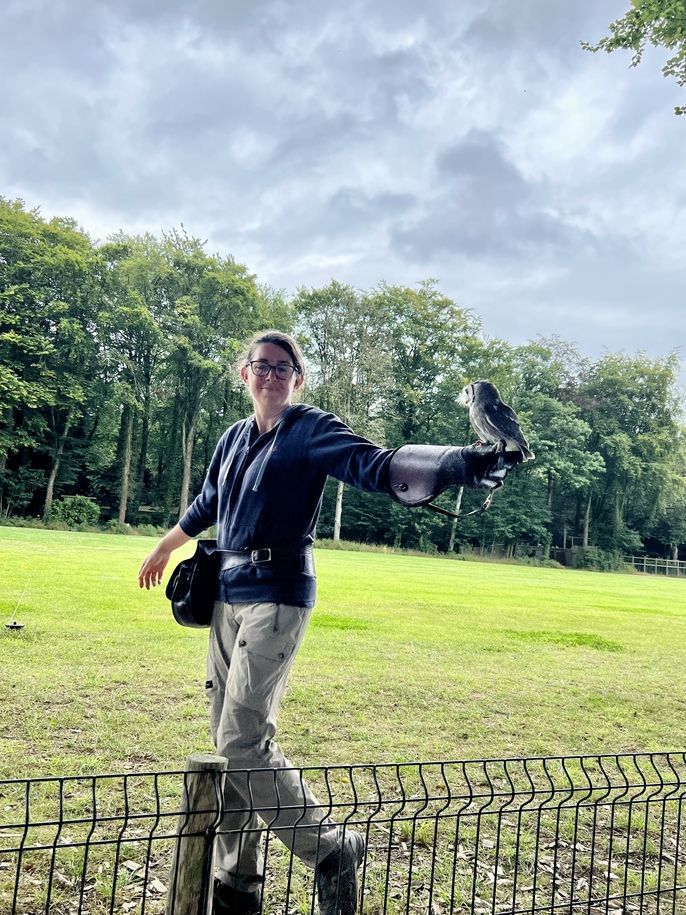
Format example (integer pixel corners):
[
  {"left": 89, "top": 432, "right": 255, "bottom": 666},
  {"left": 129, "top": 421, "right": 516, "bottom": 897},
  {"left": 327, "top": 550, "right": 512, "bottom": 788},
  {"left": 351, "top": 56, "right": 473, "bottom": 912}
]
[{"left": 238, "top": 329, "right": 306, "bottom": 380}]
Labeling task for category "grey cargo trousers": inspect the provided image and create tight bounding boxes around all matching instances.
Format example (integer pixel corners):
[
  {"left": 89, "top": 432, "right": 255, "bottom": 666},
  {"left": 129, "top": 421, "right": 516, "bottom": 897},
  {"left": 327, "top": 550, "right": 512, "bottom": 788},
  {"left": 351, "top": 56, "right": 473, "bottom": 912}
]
[{"left": 206, "top": 600, "right": 340, "bottom": 892}]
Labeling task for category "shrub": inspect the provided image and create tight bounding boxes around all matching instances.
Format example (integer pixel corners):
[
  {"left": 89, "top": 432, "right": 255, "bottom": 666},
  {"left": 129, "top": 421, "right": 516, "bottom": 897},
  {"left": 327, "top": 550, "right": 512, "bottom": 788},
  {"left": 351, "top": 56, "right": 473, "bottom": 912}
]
[
  {"left": 50, "top": 496, "right": 101, "bottom": 527},
  {"left": 6, "top": 516, "right": 58, "bottom": 529},
  {"left": 104, "top": 520, "right": 131, "bottom": 535},
  {"left": 72, "top": 522, "right": 102, "bottom": 533},
  {"left": 136, "top": 523, "right": 165, "bottom": 537},
  {"left": 572, "top": 546, "right": 628, "bottom": 572}
]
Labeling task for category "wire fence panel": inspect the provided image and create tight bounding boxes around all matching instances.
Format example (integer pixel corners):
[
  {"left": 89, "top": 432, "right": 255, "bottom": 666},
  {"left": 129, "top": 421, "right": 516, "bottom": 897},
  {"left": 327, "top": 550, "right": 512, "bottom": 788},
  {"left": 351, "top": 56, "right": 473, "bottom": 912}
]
[{"left": 2, "top": 752, "right": 686, "bottom": 914}]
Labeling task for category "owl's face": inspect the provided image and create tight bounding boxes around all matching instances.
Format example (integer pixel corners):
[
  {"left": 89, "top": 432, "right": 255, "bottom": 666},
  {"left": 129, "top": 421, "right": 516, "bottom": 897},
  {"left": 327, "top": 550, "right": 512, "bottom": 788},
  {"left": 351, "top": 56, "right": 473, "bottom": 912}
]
[{"left": 457, "top": 383, "right": 475, "bottom": 407}]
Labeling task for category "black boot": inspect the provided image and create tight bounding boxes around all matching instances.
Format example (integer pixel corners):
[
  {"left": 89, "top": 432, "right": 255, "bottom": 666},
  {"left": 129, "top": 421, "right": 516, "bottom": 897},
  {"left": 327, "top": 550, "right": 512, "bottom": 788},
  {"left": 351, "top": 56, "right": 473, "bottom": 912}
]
[
  {"left": 213, "top": 878, "right": 262, "bottom": 915},
  {"left": 315, "top": 831, "right": 365, "bottom": 915}
]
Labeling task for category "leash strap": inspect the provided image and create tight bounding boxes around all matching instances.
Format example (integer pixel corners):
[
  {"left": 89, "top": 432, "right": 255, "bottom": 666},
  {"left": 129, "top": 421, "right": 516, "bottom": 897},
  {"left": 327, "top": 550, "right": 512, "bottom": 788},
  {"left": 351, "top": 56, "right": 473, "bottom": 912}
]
[{"left": 425, "top": 491, "right": 494, "bottom": 520}]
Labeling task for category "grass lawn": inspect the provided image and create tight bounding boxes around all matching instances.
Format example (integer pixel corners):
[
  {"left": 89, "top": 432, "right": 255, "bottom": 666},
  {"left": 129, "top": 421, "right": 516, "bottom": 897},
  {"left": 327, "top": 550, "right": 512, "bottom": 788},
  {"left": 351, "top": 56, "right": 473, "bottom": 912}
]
[{"left": 2, "top": 527, "right": 686, "bottom": 780}]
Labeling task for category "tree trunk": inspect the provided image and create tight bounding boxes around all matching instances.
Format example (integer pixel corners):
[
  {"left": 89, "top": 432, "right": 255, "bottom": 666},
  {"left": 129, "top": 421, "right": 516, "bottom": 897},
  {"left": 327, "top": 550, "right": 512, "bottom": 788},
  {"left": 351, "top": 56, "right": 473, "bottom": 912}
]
[
  {"left": 179, "top": 413, "right": 197, "bottom": 518},
  {"left": 614, "top": 489, "right": 624, "bottom": 544},
  {"left": 118, "top": 404, "right": 135, "bottom": 524},
  {"left": 160, "top": 391, "right": 181, "bottom": 524},
  {"left": 43, "top": 409, "right": 73, "bottom": 521},
  {"left": 0, "top": 450, "right": 6, "bottom": 517},
  {"left": 221, "top": 376, "right": 231, "bottom": 424},
  {"left": 333, "top": 480, "right": 344, "bottom": 542},
  {"left": 447, "top": 486, "right": 464, "bottom": 552},
  {"left": 132, "top": 356, "right": 152, "bottom": 517},
  {"left": 672, "top": 542, "right": 679, "bottom": 561},
  {"left": 583, "top": 491, "right": 592, "bottom": 547},
  {"left": 0, "top": 409, "right": 13, "bottom": 515}
]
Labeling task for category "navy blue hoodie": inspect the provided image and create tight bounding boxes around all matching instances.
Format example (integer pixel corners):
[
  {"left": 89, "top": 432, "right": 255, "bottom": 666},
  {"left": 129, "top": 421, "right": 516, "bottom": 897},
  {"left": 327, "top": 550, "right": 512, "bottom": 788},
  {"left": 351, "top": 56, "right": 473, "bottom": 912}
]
[{"left": 179, "top": 404, "right": 394, "bottom": 607}]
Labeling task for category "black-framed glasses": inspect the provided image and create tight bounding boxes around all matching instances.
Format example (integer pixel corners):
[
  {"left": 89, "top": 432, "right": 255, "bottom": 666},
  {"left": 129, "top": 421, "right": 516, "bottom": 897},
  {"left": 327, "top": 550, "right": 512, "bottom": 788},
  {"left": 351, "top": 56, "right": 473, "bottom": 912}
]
[{"left": 247, "top": 360, "right": 300, "bottom": 380}]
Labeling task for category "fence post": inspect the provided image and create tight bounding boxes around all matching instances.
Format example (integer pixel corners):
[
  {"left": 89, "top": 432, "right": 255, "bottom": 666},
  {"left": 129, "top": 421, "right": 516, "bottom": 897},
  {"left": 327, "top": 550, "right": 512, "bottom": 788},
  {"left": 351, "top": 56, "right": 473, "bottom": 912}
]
[{"left": 166, "top": 752, "right": 228, "bottom": 915}]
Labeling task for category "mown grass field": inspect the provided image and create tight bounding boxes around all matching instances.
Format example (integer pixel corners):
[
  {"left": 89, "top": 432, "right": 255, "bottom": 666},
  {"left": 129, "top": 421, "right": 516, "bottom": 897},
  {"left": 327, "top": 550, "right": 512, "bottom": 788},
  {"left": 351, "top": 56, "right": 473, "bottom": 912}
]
[{"left": 2, "top": 527, "right": 686, "bottom": 780}]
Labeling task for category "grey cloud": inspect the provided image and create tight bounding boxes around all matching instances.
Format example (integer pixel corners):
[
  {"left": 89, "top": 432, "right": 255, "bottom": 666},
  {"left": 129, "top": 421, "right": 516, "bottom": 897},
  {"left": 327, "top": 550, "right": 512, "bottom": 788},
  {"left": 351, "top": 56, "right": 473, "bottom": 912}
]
[
  {"left": 392, "top": 201, "right": 588, "bottom": 260},
  {"left": 391, "top": 131, "right": 595, "bottom": 260},
  {"left": 484, "top": 250, "right": 686, "bottom": 363},
  {"left": 256, "top": 26, "right": 438, "bottom": 139},
  {"left": 264, "top": 112, "right": 374, "bottom": 176},
  {"left": 241, "top": 186, "right": 416, "bottom": 250},
  {"left": 141, "top": 66, "right": 273, "bottom": 144},
  {"left": 320, "top": 188, "right": 417, "bottom": 234},
  {"left": 4, "top": 3, "right": 115, "bottom": 78},
  {"left": 465, "top": 0, "right": 629, "bottom": 59},
  {"left": 93, "top": 0, "right": 472, "bottom": 49},
  {"left": 2, "top": 0, "right": 438, "bottom": 209},
  {"left": 436, "top": 131, "right": 530, "bottom": 205},
  {"left": 41, "top": 0, "right": 325, "bottom": 49}
]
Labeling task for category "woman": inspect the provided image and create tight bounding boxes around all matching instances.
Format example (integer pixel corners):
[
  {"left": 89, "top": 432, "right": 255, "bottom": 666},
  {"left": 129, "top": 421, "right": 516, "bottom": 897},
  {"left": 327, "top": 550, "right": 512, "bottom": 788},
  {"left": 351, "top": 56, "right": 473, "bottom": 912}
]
[{"left": 138, "top": 330, "right": 518, "bottom": 915}]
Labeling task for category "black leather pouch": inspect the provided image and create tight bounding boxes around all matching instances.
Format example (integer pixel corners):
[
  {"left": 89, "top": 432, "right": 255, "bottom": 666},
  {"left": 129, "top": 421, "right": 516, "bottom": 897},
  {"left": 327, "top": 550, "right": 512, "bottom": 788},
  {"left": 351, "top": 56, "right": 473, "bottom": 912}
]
[{"left": 165, "top": 539, "right": 218, "bottom": 628}]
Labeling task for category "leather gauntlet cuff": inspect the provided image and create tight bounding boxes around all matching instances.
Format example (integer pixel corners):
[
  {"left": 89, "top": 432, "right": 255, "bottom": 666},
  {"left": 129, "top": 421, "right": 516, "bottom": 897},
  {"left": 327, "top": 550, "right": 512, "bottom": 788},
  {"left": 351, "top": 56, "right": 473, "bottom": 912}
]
[{"left": 388, "top": 445, "right": 473, "bottom": 507}]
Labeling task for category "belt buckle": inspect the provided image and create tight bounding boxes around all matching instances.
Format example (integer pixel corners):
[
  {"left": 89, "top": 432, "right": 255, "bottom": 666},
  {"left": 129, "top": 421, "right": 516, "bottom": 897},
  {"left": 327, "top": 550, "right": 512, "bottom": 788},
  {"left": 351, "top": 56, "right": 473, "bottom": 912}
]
[{"left": 251, "top": 548, "right": 271, "bottom": 563}]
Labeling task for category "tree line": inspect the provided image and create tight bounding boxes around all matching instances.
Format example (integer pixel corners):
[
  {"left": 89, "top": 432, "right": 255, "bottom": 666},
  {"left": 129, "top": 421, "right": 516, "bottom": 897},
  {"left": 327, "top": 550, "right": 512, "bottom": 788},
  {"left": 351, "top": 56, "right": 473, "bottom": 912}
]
[{"left": 2, "top": 197, "right": 685, "bottom": 562}]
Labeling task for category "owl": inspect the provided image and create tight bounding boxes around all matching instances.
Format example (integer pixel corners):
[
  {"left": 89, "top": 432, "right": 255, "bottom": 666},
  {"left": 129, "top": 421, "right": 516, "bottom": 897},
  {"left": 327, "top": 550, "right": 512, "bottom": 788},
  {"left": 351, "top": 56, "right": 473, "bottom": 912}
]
[{"left": 458, "top": 380, "right": 535, "bottom": 461}]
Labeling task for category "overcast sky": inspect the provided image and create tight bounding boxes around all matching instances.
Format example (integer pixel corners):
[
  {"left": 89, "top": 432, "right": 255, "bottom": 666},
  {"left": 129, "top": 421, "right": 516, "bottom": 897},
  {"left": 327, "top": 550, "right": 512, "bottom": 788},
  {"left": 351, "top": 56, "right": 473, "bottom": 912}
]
[{"left": 3, "top": 0, "right": 685, "bottom": 384}]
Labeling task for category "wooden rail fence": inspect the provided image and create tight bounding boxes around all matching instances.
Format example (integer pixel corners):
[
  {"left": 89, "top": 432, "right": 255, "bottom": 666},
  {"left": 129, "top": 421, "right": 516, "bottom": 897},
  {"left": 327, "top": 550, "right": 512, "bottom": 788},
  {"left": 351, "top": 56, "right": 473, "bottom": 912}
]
[{"left": 624, "top": 555, "right": 686, "bottom": 577}]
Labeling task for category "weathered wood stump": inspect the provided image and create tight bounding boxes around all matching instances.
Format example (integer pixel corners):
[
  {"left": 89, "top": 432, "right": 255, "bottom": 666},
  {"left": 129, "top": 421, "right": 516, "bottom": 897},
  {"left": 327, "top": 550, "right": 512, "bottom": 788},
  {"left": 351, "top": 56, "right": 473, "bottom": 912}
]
[{"left": 165, "top": 752, "right": 228, "bottom": 915}]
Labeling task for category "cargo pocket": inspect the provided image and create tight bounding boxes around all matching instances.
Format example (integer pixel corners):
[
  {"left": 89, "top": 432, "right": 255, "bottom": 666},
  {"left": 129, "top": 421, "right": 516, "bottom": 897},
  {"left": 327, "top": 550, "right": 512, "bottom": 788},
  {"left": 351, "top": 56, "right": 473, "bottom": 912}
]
[{"left": 229, "top": 603, "right": 311, "bottom": 713}]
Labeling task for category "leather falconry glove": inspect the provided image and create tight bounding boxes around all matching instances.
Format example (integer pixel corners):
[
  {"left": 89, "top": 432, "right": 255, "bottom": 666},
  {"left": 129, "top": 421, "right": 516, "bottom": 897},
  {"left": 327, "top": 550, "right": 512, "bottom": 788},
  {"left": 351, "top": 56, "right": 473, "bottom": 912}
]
[{"left": 388, "top": 444, "right": 523, "bottom": 508}]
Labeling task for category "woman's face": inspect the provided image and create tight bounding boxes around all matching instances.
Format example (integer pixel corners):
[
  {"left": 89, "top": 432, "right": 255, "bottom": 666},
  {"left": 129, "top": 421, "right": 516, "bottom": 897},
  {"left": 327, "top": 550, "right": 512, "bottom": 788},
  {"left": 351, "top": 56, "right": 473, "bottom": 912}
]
[{"left": 240, "top": 341, "right": 303, "bottom": 413}]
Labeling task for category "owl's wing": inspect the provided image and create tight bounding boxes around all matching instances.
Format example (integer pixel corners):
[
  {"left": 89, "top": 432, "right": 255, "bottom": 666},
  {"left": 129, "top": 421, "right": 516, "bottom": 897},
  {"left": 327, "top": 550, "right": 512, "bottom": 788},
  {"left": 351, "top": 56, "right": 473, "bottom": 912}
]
[{"left": 484, "top": 401, "right": 528, "bottom": 445}]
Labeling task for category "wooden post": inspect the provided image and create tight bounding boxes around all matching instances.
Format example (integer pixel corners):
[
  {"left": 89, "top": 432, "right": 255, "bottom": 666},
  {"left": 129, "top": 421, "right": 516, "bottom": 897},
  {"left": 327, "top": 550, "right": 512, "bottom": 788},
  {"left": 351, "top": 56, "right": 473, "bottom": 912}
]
[{"left": 166, "top": 753, "right": 228, "bottom": 915}]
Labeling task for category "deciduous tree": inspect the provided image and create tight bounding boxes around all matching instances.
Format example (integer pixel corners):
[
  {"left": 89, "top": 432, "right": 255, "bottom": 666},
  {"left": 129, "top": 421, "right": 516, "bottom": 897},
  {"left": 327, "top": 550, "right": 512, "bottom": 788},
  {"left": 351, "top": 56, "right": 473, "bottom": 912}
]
[
  {"left": 583, "top": 0, "right": 686, "bottom": 115},
  {"left": 295, "top": 280, "right": 391, "bottom": 540},
  {"left": 0, "top": 198, "right": 100, "bottom": 519}
]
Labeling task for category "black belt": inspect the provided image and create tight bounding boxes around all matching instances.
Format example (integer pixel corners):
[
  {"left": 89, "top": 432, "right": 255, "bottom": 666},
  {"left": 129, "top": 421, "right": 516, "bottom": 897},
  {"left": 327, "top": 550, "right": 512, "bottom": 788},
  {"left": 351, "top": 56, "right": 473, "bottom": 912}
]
[{"left": 216, "top": 544, "right": 311, "bottom": 571}]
